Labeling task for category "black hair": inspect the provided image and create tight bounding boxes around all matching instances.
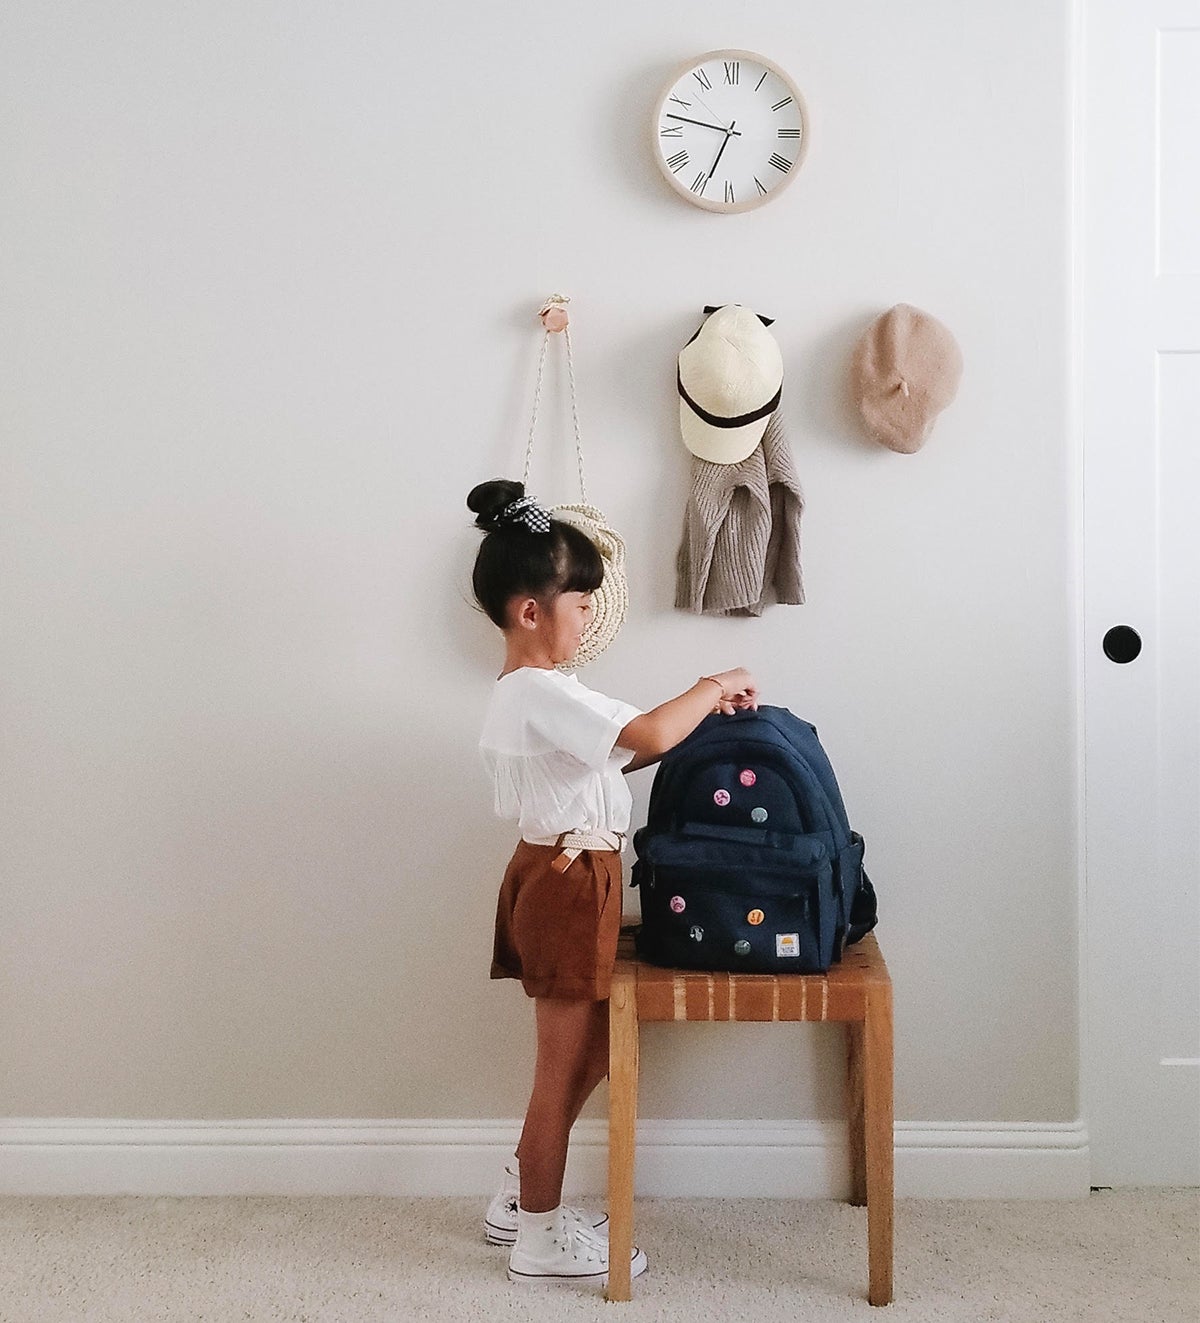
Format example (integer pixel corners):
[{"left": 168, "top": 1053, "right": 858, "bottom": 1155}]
[{"left": 467, "top": 478, "right": 603, "bottom": 628}]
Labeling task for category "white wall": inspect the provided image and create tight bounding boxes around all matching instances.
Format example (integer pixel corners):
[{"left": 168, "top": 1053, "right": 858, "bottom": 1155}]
[{"left": 0, "top": 1, "right": 1078, "bottom": 1184}]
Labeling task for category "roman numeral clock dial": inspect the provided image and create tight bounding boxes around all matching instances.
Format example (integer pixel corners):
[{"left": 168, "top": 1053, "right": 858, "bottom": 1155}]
[{"left": 651, "top": 49, "right": 809, "bottom": 213}]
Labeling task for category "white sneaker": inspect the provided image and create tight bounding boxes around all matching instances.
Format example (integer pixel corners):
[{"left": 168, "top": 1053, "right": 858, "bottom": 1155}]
[
  {"left": 507, "top": 1205, "right": 647, "bottom": 1288},
  {"left": 483, "top": 1167, "right": 609, "bottom": 1246},
  {"left": 483, "top": 1185, "right": 522, "bottom": 1246}
]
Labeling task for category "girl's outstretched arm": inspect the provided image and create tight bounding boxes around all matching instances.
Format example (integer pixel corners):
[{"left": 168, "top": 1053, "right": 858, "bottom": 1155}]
[{"left": 619, "top": 669, "right": 758, "bottom": 773}]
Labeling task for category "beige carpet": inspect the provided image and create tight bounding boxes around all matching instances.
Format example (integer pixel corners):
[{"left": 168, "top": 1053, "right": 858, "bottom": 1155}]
[{"left": 1, "top": 1191, "right": 1196, "bottom": 1322}]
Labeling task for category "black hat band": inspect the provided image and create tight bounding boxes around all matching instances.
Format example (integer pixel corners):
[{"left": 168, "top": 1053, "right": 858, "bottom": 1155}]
[{"left": 677, "top": 370, "right": 782, "bottom": 429}]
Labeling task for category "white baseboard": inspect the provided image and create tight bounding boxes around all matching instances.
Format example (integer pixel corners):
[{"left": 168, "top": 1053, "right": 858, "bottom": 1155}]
[{"left": 0, "top": 1117, "right": 1090, "bottom": 1199}]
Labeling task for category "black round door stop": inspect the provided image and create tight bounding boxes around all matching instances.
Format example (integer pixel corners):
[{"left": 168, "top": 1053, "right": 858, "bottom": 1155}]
[{"left": 1103, "top": 625, "right": 1142, "bottom": 664}]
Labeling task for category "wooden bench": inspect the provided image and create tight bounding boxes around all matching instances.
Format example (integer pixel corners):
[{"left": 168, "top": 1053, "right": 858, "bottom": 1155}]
[{"left": 606, "top": 925, "right": 894, "bottom": 1305}]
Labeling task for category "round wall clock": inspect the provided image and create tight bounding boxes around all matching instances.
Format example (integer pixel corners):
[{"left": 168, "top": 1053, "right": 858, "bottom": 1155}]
[{"left": 650, "top": 49, "right": 809, "bottom": 213}]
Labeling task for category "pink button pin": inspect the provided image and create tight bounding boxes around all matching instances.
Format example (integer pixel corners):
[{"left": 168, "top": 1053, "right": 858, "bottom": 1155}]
[
  {"left": 670, "top": 895, "right": 686, "bottom": 913},
  {"left": 713, "top": 788, "right": 731, "bottom": 807},
  {"left": 739, "top": 769, "right": 757, "bottom": 787}
]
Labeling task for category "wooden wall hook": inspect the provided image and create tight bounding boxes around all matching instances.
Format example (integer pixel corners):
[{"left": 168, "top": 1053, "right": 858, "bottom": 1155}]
[{"left": 539, "top": 294, "right": 570, "bottom": 332}]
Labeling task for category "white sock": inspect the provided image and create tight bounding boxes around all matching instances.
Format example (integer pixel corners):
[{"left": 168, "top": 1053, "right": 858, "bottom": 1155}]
[{"left": 516, "top": 1204, "right": 563, "bottom": 1252}]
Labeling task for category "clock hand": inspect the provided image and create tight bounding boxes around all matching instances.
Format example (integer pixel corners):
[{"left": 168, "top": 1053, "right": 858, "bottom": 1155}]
[
  {"left": 666, "top": 113, "right": 743, "bottom": 135},
  {"left": 709, "top": 121, "right": 736, "bottom": 176},
  {"left": 691, "top": 89, "right": 739, "bottom": 134}
]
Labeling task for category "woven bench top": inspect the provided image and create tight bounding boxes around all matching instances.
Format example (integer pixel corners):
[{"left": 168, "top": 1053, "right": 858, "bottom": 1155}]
[{"left": 614, "top": 926, "right": 889, "bottom": 1023}]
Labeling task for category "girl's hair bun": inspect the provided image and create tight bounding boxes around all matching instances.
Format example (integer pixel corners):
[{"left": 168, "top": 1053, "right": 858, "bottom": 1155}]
[{"left": 467, "top": 478, "right": 526, "bottom": 532}]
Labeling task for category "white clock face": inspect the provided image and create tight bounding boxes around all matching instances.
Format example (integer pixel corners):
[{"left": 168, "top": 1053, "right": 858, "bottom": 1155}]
[{"left": 651, "top": 49, "right": 808, "bottom": 213}]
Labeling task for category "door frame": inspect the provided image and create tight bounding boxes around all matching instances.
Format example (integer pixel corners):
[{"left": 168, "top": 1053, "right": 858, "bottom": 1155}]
[{"left": 1070, "top": 0, "right": 1092, "bottom": 1188}]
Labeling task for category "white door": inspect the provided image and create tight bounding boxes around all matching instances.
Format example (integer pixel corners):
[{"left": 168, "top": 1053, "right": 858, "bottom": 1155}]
[{"left": 1083, "top": 0, "right": 1200, "bottom": 1185}]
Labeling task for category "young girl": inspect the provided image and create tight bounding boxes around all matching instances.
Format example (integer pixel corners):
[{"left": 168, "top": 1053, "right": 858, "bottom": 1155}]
[{"left": 468, "top": 478, "right": 760, "bottom": 1288}]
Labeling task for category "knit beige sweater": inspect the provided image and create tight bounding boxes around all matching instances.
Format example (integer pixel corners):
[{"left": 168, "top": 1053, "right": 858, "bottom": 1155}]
[{"left": 674, "top": 409, "right": 805, "bottom": 616}]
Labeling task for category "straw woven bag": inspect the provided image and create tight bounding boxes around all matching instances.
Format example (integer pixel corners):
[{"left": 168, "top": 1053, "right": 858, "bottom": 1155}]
[
  {"left": 549, "top": 502, "right": 627, "bottom": 668},
  {"left": 523, "top": 304, "right": 628, "bottom": 670}
]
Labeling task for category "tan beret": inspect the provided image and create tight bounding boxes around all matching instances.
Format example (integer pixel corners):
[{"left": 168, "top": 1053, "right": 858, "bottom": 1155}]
[{"left": 852, "top": 304, "right": 963, "bottom": 453}]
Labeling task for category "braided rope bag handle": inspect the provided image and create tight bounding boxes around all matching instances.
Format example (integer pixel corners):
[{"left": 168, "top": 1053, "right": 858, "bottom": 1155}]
[{"left": 524, "top": 312, "right": 628, "bottom": 670}]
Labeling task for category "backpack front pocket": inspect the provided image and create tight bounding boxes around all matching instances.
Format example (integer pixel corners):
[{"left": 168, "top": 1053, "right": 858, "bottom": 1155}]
[{"left": 632, "top": 831, "right": 837, "bottom": 973}]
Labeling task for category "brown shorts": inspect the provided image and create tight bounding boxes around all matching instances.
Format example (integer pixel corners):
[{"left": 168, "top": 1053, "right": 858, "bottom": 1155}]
[{"left": 490, "top": 841, "right": 623, "bottom": 1001}]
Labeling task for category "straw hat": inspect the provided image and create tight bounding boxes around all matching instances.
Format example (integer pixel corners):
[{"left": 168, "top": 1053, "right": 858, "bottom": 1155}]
[
  {"left": 678, "top": 305, "right": 783, "bottom": 465},
  {"left": 851, "top": 304, "right": 963, "bottom": 453}
]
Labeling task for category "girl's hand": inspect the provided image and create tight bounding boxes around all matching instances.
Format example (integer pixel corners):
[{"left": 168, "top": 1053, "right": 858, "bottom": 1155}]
[
  {"left": 621, "top": 670, "right": 762, "bottom": 767},
  {"left": 704, "top": 668, "right": 760, "bottom": 714}
]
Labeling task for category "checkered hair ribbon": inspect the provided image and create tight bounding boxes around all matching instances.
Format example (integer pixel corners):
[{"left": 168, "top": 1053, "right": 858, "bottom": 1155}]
[{"left": 497, "top": 494, "right": 551, "bottom": 534}]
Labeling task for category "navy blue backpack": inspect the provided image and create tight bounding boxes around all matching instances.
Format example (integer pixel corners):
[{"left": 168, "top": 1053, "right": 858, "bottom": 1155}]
[{"left": 631, "top": 705, "right": 877, "bottom": 974}]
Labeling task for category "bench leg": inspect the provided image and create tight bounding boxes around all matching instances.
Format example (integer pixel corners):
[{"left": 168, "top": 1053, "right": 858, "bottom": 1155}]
[
  {"left": 606, "top": 970, "right": 638, "bottom": 1302},
  {"left": 863, "top": 984, "right": 894, "bottom": 1306},
  {"left": 846, "top": 1022, "right": 867, "bottom": 1206}
]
